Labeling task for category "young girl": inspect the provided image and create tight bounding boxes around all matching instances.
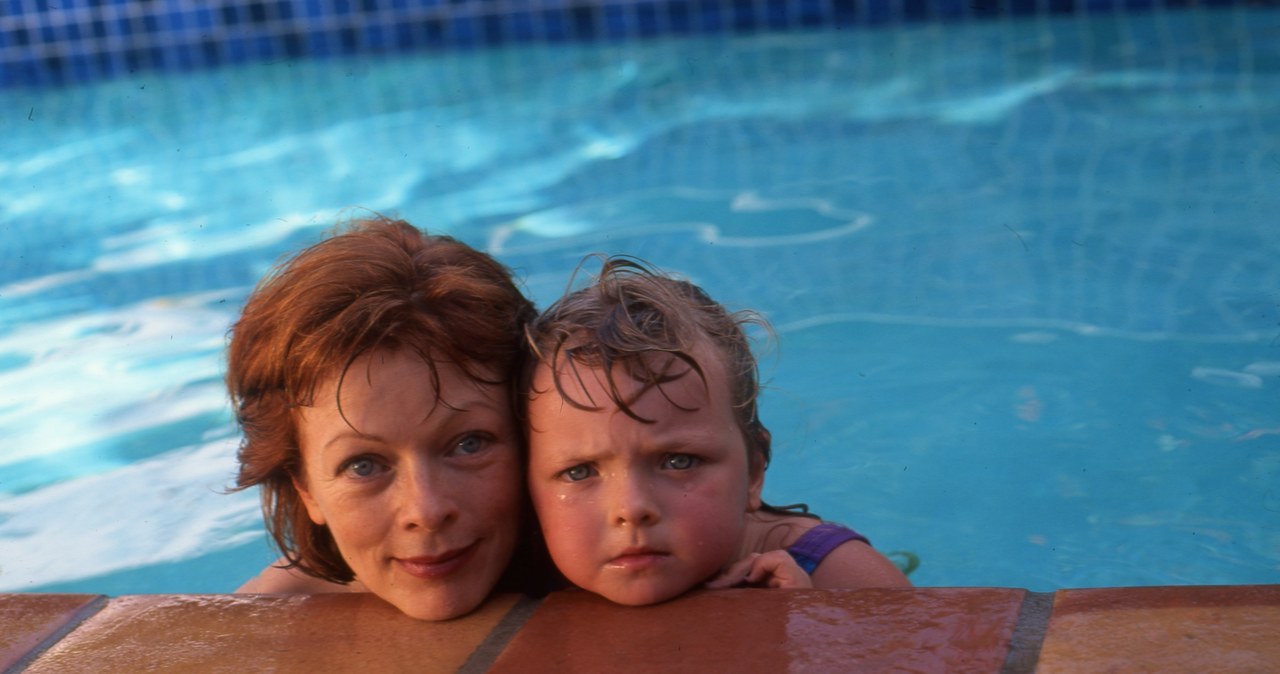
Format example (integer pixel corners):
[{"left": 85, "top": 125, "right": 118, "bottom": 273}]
[{"left": 523, "top": 257, "right": 910, "bottom": 606}]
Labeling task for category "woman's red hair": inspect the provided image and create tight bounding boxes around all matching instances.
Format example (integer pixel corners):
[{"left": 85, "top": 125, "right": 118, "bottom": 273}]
[{"left": 227, "top": 217, "right": 535, "bottom": 583}]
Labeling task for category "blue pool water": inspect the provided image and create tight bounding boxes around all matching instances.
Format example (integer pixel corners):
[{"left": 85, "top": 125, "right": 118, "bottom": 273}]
[{"left": 1, "top": 6, "right": 1278, "bottom": 595}]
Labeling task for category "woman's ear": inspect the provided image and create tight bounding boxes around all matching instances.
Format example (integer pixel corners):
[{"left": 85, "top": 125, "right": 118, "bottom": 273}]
[{"left": 292, "top": 470, "right": 326, "bottom": 526}]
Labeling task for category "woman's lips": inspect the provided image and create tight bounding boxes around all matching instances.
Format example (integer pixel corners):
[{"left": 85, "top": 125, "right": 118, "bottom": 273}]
[{"left": 395, "top": 543, "right": 478, "bottom": 580}]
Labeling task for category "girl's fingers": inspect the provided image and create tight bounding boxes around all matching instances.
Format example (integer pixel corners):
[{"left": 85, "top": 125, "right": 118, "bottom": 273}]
[
  {"left": 744, "top": 550, "right": 814, "bottom": 589},
  {"left": 705, "top": 553, "right": 762, "bottom": 589},
  {"left": 706, "top": 551, "right": 814, "bottom": 589}
]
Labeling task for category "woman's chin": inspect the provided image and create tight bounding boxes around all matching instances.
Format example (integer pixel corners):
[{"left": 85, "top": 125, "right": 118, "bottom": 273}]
[{"left": 389, "top": 590, "right": 487, "bottom": 621}]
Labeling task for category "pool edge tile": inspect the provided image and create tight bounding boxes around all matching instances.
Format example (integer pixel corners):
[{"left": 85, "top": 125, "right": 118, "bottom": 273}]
[
  {"left": 489, "top": 587, "right": 1028, "bottom": 673},
  {"left": 999, "top": 590, "right": 1055, "bottom": 674},
  {"left": 458, "top": 594, "right": 544, "bottom": 673},
  {"left": 1037, "top": 585, "right": 1280, "bottom": 674},
  {"left": 20, "top": 592, "right": 522, "bottom": 673},
  {"left": 0, "top": 594, "right": 107, "bottom": 673}
]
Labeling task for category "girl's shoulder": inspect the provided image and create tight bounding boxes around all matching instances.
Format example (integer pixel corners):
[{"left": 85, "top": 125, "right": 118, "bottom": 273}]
[{"left": 743, "top": 510, "right": 829, "bottom": 553}]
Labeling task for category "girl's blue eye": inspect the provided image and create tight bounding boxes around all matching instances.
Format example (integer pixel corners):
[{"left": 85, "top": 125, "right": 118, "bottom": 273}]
[
  {"left": 563, "top": 464, "right": 595, "bottom": 482},
  {"left": 663, "top": 454, "right": 698, "bottom": 470}
]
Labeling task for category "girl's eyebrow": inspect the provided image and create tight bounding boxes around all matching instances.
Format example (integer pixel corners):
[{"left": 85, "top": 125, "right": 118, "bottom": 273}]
[
  {"left": 610, "top": 435, "right": 716, "bottom": 459},
  {"left": 639, "top": 425, "right": 725, "bottom": 451},
  {"left": 544, "top": 445, "right": 610, "bottom": 464}
]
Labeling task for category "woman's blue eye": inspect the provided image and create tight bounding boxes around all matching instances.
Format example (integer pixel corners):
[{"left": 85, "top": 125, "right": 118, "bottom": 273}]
[
  {"left": 345, "top": 458, "right": 378, "bottom": 477},
  {"left": 563, "top": 464, "right": 595, "bottom": 482},
  {"left": 453, "top": 434, "right": 487, "bottom": 456},
  {"left": 663, "top": 454, "right": 698, "bottom": 470}
]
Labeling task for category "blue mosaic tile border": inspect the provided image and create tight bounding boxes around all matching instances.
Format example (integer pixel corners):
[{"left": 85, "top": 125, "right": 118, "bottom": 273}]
[{"left": 0, "top": 0, "right": 1247, "bottom": 87}]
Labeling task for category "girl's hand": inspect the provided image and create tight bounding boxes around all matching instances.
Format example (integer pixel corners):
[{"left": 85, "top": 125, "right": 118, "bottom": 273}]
[{"left": 705, "top": 551, "right": 814, "bottom": 589}]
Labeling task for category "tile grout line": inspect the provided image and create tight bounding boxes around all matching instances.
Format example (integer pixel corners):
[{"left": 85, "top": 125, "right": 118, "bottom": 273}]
[
  {"left": 457, "top": 595, "right": 544, "bottom": 674},
  {"left": 1000, "top": 590, "right": 1056, "bottom": 674},
  {"left": 6, "top": 595, "right": 110, "bottom": 674}
]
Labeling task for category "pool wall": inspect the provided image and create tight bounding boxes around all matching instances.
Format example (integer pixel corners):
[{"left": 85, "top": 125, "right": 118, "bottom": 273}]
[
  {"left": 5, "top": 586, "right": 1279, "bottom": 672},
  {"left": 0, "top": 0, "right": 1253, "bottom": 87}
]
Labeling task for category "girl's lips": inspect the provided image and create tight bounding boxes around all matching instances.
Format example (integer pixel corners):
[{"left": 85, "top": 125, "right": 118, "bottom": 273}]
[
  {"left": 395, "top": 543, "right": 478, "bottom": 580},
  {"left": 606, "top": 549, "right": 669, "bottom": 571}
]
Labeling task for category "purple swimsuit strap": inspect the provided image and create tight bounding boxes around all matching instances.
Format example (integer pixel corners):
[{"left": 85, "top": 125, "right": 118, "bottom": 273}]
[{"left": 786, "top": 523, "right": 870, "bottom": 574}]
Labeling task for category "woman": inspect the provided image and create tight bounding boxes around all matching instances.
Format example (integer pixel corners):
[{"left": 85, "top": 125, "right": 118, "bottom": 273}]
[{"left": 228, "top": 217, "right": 545, "bottom": 620}]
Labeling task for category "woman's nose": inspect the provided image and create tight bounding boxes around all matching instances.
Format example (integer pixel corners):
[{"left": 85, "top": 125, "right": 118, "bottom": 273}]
[{"left": 396, "top": 464, "right": 458, "bottom": 531}]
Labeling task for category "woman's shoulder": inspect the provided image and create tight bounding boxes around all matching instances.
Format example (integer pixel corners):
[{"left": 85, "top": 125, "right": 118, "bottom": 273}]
[{"left": 236, "top": 560, "right": 363, "bottom": 594}]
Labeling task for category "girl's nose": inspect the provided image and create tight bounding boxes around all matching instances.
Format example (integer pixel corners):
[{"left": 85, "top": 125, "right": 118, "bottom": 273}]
[
  {"left": 396, "top": 464, "right": 458, "bottom": 532},
  {"left": 610, "top": 473, "right": 660, "bottom": 527}
]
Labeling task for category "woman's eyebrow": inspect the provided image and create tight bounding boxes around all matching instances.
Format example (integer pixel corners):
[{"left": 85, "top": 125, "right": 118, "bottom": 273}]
[{"left": 318, "top": 429, "right": 386, "bottom": 452}]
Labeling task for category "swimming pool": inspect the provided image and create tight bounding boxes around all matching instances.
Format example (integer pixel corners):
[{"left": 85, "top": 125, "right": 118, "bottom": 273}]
[{"left": 1, "top": 4, "right": 1277, "bottom": 595}]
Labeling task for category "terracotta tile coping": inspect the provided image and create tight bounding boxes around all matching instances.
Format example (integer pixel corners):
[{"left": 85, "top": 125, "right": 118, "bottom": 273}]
[
  {"left": 489, "top": 588, "right": 1031, "bottom": 673},
  {"left": 3, "top": 585, "right": 1275, "bottom": 673},
  {"left": 0, "top": 594, "right": 105, "bottom": 673},
  {"left": 1038, "top": 585, "right": 1280, "bottom": 674}
]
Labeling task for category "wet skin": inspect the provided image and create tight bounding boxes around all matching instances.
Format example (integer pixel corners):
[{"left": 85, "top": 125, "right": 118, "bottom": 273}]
[
  {"left": 294, "top": 349, "right": 522, "bottom": 620},
  {"left": 527, "top": 345, "right": 764, "bottom": 606}
]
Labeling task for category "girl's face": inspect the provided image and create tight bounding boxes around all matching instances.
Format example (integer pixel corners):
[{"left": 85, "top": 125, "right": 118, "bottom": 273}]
[
  {"left": 527, "top": 345, "right": 764, "bottom": 606},
  {"left": 294, "top": 348, "right": 521, "bottom": 620}
]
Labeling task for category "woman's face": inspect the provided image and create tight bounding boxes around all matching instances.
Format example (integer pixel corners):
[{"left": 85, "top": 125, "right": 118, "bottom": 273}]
[{"left": 293, "top": 348, "right": 522, "bottom": 620}]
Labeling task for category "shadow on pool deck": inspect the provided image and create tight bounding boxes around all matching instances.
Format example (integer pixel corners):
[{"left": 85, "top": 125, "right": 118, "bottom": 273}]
[{"left": 3, "top": 585, "right": 1278, "bottom": 672}]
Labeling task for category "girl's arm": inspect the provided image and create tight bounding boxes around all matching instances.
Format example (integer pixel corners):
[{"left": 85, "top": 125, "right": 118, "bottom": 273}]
[
  {"left": 236, "top": 559, "right": 365, "bottom": 593},
  {"left": 808, "top": 540, "right": 912, "bottom": 588},
  {"left": 725, "top": 515, "right": 913, "bottom": 590},
  {"left": 706, "top": 541, "right": 911, "bottom": 590}
]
